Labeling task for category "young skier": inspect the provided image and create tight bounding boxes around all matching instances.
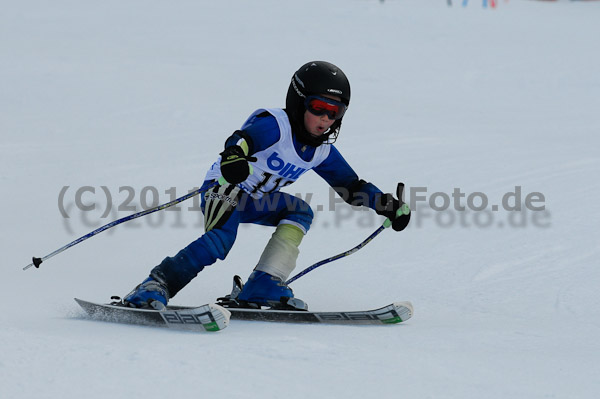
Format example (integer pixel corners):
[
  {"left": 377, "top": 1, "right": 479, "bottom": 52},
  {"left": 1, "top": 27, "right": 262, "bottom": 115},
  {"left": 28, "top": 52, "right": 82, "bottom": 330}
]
[{"left": 123, "top": 61, "right": 410, "bottom": 310}]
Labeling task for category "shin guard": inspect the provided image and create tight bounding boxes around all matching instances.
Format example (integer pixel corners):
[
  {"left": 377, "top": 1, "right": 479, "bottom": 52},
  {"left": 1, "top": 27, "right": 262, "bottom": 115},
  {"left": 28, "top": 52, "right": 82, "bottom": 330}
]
[{"left": 254, "top": 223, "right": 304, "bottom": 281}]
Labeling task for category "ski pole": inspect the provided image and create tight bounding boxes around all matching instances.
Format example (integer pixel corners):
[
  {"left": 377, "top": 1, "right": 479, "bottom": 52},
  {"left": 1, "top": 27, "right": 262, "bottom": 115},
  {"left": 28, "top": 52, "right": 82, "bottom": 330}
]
[
  {"left": 23, "top": 180, "right": 221, "bottom": 271},
  {"left": 286, "top": 188, "right": 410, "bottom": 285}
]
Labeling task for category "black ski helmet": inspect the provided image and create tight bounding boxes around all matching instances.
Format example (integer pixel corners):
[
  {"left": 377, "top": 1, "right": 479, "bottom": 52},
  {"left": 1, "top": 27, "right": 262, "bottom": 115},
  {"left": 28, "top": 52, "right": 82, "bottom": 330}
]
[{"left": 285, "top": 61, "right": 351, "bottom": 146}]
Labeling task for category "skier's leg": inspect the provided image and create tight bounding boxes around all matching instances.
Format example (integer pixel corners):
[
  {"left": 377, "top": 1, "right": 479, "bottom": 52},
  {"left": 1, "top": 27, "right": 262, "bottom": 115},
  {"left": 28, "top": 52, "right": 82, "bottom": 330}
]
[
  {"left": 124, "top": 182, "right": 243, "bottom": 308},
  {"left": 237, "top": 193, "right": 313, "bottom": 307}
]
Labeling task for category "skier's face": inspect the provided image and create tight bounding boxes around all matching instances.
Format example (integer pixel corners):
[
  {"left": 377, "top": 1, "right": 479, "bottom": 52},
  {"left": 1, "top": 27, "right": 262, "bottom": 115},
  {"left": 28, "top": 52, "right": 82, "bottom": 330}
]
[{"left": 303, "top": 94, "right": 341, "bottom": 137}]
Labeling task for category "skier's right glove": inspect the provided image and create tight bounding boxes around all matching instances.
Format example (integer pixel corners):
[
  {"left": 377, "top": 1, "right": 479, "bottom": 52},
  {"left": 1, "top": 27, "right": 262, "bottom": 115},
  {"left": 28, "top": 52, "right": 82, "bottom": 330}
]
[
  {"left": 375, "top": 183, "right": 411, "bottom": 232},
  {"left": 219, "top": 145, "right": 257, "bottom": 185}
]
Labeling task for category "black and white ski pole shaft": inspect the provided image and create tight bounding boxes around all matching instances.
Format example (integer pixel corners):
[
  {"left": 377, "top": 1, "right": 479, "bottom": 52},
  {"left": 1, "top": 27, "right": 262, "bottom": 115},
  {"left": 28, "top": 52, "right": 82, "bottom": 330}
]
[
  {"left": 23, "top": 180, "right": 221, "bottom": 271},
  {"left": 285, "top": 183, "right": 410, "bottom": 285}
]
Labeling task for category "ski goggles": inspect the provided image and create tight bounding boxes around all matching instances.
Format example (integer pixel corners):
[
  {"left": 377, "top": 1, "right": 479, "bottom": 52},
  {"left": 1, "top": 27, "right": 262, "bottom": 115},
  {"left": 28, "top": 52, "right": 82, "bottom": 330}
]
[{"left": 304, "top": 95, "right": 347, "bottom": 120}]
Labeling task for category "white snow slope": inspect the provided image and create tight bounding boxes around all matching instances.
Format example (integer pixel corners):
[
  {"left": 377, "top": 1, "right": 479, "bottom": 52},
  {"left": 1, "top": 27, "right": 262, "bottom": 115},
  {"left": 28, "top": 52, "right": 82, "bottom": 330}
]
[{"left": 2, "top": 1, "right": 599, "bottom": 398}]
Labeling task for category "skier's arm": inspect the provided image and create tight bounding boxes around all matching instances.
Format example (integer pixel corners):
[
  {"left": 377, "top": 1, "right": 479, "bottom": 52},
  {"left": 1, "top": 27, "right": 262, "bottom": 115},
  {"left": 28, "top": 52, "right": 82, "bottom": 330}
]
[
  {"left": 220, "top": 112, "right": 280, "bottom": 184},
  {"left": 314, "top": 147, "right": 411, "bottom": 231},
  {"left": 223, "top": 111, "right": 280, "bottom": 155},
  {"left": 313, "top": 146, "right": 383, "bottom": 210}
]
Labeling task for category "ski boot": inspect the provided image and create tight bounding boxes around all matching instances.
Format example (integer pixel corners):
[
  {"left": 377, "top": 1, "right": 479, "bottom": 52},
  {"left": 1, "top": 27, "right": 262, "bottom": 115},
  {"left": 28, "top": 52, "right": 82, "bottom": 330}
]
[
  {"left": 233, "top": 271, "right": 308, "bottom": 310},
  {"left": 122, "top": 276, "right": 169, "bottom": 310}
]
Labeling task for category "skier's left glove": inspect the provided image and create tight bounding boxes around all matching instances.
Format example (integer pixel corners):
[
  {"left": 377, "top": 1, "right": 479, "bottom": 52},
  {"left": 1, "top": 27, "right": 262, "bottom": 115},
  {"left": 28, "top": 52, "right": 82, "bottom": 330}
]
[{"left": 375, "top": 183, "right": 411, "bottom": 232}]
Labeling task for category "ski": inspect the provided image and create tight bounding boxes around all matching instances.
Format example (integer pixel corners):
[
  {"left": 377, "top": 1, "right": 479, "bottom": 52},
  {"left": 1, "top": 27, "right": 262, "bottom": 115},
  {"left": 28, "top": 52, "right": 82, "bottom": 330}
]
[
  {"left": 221, "top": 301, "right": 414, "bottom": 325},
  {"left": 213, "top": 275, "right": 413, "bottom": 325},
  {"left": 74, "top": 298, "right": 230, "bottom": 332},
  {"left": 75, "top": 298, "right": 412, "bottom": 328}
]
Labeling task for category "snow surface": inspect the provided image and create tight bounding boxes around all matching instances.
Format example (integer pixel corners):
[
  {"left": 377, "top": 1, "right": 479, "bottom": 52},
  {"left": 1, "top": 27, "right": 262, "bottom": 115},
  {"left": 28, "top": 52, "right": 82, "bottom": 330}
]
[{"left": 2, "top": 0, "right": 600, "bottom": 398}]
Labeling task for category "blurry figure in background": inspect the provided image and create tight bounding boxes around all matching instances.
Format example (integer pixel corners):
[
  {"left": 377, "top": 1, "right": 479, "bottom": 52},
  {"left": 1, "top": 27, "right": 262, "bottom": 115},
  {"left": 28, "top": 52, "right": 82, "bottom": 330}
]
[
  {"left": 459, "top": 0, "right": 499, "bottom": 7},
  {"left": 122, "top": 61, "right": 410, "bottom": 310}
]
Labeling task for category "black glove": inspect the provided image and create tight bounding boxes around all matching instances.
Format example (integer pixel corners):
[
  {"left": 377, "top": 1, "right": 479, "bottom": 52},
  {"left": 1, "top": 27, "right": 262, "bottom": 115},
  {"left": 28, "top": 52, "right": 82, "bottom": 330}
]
[
  {"left": 375, "top": 183, "right": 411, "bottom": 232},
  {"left": 219, "top": 146, "right": 257, "bottom": 184}
]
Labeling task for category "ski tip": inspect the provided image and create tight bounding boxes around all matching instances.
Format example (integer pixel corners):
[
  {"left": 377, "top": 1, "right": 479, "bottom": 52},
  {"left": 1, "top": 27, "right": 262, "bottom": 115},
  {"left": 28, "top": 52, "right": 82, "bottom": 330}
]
[
  {"left": 214, "top": 303, "right": 231, "bottom": 331},
  {"left": 394, "top": 301, "right": 413, "bottom": 313},
  {"left": 392, "top": 301, "right": 414, "bottom": 322},
  {"left": 209, "top": 303, "right": 231, "bottom": 320},
  {"left": 195, "top": 303, "right": 231, "bottom": 332}
]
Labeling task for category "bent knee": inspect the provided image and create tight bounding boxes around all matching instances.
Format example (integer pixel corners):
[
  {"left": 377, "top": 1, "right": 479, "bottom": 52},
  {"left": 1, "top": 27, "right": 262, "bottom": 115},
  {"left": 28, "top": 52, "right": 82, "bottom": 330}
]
[
  {"left": 280, "top": 204, "right": 313, "bottom": 234},
  {"left": 184, "top": 228, "right": 237, "bottom": 264}
]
